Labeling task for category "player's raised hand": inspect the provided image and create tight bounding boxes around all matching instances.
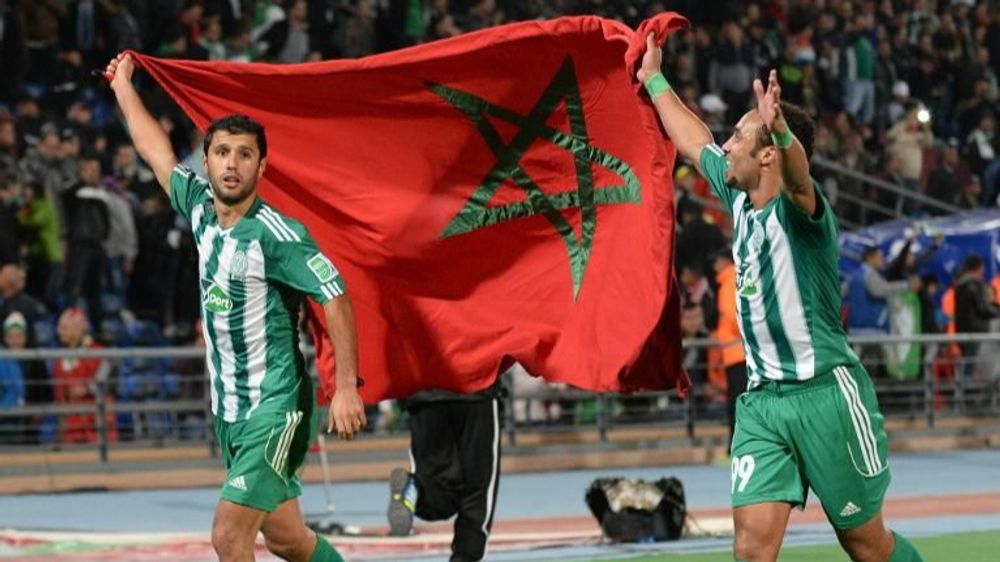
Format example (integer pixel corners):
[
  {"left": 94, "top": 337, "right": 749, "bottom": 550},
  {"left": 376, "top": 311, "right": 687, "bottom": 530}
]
[
  {"left": 637, "top": 32, "right": 663, "bottom": 85},
  {"left": 754, "top": 69, "right": 783, "bottom": 131},
  {"left": 104, "top": 53, "right": 135, "bottom": 90}
]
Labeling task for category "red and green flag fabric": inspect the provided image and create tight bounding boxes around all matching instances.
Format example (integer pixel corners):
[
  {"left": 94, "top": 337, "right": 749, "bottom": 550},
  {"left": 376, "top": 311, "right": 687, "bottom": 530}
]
[{"left": 131, "top": 12, "right": 690, "bottom": 401}]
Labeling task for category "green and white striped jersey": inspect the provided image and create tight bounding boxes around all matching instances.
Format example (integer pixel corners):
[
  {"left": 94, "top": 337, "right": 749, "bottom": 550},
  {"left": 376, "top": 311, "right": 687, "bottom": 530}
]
[
  {"left": 171, "top": 165, "right": 347, "bottom": 422},
  {"left": 700, "top": 144, "right": 857, "bottom": 387}
]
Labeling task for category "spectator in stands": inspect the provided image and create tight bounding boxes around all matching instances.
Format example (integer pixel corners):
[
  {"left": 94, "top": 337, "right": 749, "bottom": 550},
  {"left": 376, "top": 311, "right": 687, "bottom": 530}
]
[
  {"left": 680, "top": 300, "right": 709, "bottom": 389},
  {"left": 261, "top": 0, "right": 314, "bottom": 63},
  {"left": 846, "top": 247, "right": 920, "bottom": 376},
  {"left": 3, "top": 308, "right": 50, "bottom": 444},
  {"left": 17, "top": 123, "right": 73, "bottom": 226},
  {"left": 843, "top": 14, "right": 876, "bottom": 126},
  {"left": 674, "top": 197, "right": 726, "bottom": 280},
  {"left": 0, "top": 263, "right": 48, "bottom": 348},
  {"left": 874, "top": 51, "right": 901, "bottom": 133},
  {"left": 53, "top": 307, "right": 113, "bottom": 444},
  {"left": 0, "top": 4, "right": 27, "bottom": 106},
  {"left": 0, "top": 312, "right": 26, "bottom": 443},
  {"left": 0, "top": 312, "right": 28, "bottom": 398},
  {"left": 62, "top": 151, "right": 110, "bottom": 330},
  {"left": 195, "top": 15, "right": 227, "bottom": 60},
  {"left": 0, "top": 174, "right": 21, "bottom": 265},
  {"left": 679, "top": 263, "right": 716, "bottom": 328},
  {"left": 0, "top": 114, "right": 17, "bottom": 176},
  {"left": 17, "top": 183, "right": 62, "bottom": 308},
  {"left": 709, "top": 22, "right": 754, "bottom": 124},
  {"left": 342, "top": 0, "right": 377, "bottom": 59},
  {"left": 954, "top": 254, "right": 1000, "bottom": 381},
  {"left": 18, "top": 0, "right": 67, "bottom": 92},
  {"left": 957, "top": 176, "right": 983, "bottom": 210},
  {"left": 102, "top": 172, "right": 138, "bottom": 313},
  {"left": 926, "top": 140, "right": 963, "bottom": 212},
  {"left": 712, "top": 249, "right": 744, "bottom": 450},
  {"left": 956, "top": 76, "right": 997, "bottom": 142},
  {"left": 886, "top": 102, "right": 934, "bottom": 203},
  {"left": 887, "top": 81, "right": 910, "bottom": 128},
  {"left": 964, "top": 112, "right": 1000, "bottom": 204}
]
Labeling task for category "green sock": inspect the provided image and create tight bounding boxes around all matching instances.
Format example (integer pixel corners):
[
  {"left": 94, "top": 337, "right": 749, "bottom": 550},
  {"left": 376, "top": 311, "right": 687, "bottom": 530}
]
[
  {"left": 309, "top": 534, "right": 345, "bottom": 562},
  {"left": 889, "top": 532, "right": 924, "bottom": 561}
]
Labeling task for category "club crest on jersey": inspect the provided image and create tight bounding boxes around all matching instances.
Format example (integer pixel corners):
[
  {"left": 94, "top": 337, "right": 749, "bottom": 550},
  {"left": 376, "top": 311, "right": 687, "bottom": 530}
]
[
  {"left": 204, "top": 283, "right": 234, "bottom": 314},
  {"left": 736, "top": 262, "right": 758, "bottom": 297},
  {"left": 307, "top": 253, "right": 336, "bottom": 283},
  {"left": 230, "top": 250, "right": 248, "bottom": 281},
  {"left": 749, "top": 223, "right": 765, "bottom": 253}
]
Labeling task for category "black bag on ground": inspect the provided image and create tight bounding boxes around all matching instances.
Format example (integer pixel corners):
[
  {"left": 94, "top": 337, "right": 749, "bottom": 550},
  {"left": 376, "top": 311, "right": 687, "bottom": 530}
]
[{"left": 585, "top": 476, "right": 686, "bottom": 542}]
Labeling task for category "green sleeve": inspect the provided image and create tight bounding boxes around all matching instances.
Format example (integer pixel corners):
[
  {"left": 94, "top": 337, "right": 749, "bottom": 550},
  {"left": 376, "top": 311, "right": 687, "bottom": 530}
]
[
  {"left": 698, "top": 143, "right": 738, "bottom": 213},
  {"left": 169, "top": 165, "right": 213, "bottom": 221},
  {"left": 265, "top": 222, "right": 347, "bottom": 305},
  {"left": 775, "top": 180, "right": 838, "bottom": 243}
]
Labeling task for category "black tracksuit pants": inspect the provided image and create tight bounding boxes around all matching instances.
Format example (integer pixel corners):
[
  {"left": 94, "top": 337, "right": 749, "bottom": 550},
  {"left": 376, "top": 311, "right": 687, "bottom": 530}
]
[{"left": 407, "top": 398, "right": 501, "bottom": 561}]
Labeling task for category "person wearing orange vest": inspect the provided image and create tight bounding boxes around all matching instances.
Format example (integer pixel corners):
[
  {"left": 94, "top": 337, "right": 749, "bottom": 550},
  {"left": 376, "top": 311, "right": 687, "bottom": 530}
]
[{"left": 713, "top": 249, "right": 746, "bottom": 449}]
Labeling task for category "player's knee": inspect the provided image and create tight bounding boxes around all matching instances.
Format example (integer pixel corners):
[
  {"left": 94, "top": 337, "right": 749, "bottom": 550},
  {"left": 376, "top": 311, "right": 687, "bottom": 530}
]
[
  {"left": 840, "top": 531, "right": 894, "bottom": 562},
  {"left": 264, "top": 530, "right": 312, "bottom": 561},
  {"left": 733, "top": 528, "right": 779, "bottom": 562},
  {"left": 211, "top": 522, "right": 252, "bottom": 561}
]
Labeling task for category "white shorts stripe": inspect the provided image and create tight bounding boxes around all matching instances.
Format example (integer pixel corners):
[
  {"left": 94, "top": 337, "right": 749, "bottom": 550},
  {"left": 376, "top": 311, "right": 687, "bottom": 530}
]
[
  {"left": 320, "top": 284, "right": 333, "bottom": 300},
  {"left": 838, "top": 367, "right": 882, "bottom": 472},
  {"left": 271, "top": 412, "right": 296, "bottom": 473},
  {"left": 279, "top": 412, "right": 303, "bottom": 474},
  {"left": 834, "top": 368, "right": 878, "bottom": 474}
]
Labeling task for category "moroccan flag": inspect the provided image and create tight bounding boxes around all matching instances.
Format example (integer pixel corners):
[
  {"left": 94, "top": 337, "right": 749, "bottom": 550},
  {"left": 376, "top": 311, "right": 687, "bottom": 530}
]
[{"left": 131, "top": 13, "right": 689, "bottom": 401}]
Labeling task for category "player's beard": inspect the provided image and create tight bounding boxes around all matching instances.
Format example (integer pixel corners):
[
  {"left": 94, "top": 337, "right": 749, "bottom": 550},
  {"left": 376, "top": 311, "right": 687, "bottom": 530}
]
[{"left": 213, "top": 177, "right": 257, "bottom": 207}]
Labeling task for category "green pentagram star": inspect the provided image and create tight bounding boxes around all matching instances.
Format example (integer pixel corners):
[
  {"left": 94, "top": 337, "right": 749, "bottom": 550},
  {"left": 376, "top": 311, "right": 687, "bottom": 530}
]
[{"left": 428, "top": 57, "right": 641, "bottom": 300}]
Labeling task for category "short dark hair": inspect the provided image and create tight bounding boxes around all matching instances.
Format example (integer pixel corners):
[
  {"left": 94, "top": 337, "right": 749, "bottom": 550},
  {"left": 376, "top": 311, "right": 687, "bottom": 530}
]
[
  {"left": 204, "top": 114, "right": 267, "bottom": 158},
  {"left": 754, "top": 101, "right": 816, "bottom": 159},
  {"left": 961, "top": 254, "right": 985, "bottom": 273}
]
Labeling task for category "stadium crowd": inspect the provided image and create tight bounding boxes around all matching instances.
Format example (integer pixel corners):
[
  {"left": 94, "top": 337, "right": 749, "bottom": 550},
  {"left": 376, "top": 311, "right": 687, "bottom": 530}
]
[{"left": 0, "top": 0, "right": 998, "bottom": 441}]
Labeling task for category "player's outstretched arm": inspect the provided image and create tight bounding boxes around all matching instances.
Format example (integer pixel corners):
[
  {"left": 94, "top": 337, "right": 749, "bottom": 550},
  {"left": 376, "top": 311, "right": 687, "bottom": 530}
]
[
  {"left": 754, "top": 69, "right": 814, "bottom": 215},
  {"left": 105, "top": 53, "right": 178, "bottom": 197},
  {"left": 322, "top": 296, "right": 366, "bottom": 440},
  {"left": 636, "top": 32, "right": 715, "bottom": 173}
]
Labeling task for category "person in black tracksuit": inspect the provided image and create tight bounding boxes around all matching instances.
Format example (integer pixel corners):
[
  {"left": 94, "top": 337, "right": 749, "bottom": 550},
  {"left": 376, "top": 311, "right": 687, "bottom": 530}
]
[
  {"left": 62, "top": 152, "right": 110, "bottom": 330},
  {"left": 388, "top": 375, "right": 505, "bottom": 562}
]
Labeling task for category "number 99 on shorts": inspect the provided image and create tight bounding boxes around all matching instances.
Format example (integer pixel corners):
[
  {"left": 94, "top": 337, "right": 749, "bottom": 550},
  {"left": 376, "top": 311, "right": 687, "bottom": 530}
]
[{"left": 731, "top": 454, "right": 756, "bottom": 494}]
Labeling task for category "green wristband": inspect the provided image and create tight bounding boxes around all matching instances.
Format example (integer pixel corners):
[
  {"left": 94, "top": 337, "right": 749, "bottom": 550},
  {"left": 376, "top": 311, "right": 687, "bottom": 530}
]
[
  {"left": 771, "top": 128, "right": 794, "bottom": 149},
  {"left": 643, "top": 72, "right": 671, "bottom": 98}
]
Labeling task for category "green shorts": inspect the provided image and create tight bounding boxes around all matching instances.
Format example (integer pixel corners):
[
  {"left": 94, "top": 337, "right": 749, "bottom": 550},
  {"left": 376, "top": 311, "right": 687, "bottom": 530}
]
[
  {"left": 215, "top": 407, "right": 316, "bottom": 513},
  {"left": 730, "top": 364, "right": 891, "bottom": 530}
]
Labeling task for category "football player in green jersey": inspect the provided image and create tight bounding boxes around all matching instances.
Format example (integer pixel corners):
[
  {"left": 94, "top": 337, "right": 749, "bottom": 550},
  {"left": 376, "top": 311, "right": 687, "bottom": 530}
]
[
  {"left": 636, "top": 33, "right": 923, "bottom": 562},
  {"left": 106, "top": 52, "right": 361, "bottom": 562}
]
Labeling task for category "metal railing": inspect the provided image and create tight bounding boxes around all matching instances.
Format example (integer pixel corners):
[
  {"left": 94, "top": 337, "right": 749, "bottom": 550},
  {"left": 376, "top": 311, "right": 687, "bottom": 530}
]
[{"left": 0, "top": 332, "right": 998, "bottom": 461}]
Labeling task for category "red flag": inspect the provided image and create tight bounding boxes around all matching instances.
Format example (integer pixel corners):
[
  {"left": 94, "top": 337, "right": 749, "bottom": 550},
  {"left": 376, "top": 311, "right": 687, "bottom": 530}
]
[{"left": 131, "top": 13, "right": 689, "bottom": 401}]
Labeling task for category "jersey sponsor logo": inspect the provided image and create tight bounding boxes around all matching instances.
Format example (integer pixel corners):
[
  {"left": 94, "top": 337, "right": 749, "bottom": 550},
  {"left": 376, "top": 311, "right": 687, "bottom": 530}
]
[
  {"left": 230, "top": 250, "right": 248, "bottom": 281},
  {"left": 204, "top": 284, "right": 234, "bottom": 314},
  {"left": 839, "top": 501, "right": 861, "bottom": 518},
  {"left": 228, "top": 475, "right": 247, "bottom": 491},
  {"left": 307, "top": 253, "right": 336, "bottom": 283}
]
